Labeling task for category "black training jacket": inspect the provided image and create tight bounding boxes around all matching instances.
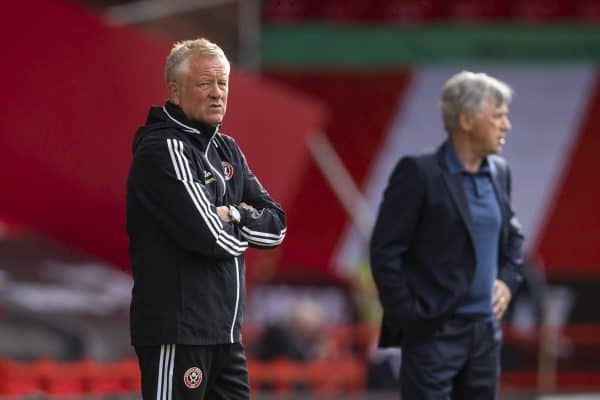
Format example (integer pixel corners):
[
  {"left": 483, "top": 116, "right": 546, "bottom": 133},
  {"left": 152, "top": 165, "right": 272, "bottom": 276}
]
[{"left": 127, "top": 101, "right": 286, "bottom": 346}]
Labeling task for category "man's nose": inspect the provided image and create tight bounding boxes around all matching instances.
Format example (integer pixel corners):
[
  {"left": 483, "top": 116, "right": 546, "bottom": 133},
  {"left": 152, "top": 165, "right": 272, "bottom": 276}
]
[
  {"left": 503, "top": 117, "right": 511, "bottom": 131},
  {"left": 208, "top": 82, "right": 222, "bottom": 98}
]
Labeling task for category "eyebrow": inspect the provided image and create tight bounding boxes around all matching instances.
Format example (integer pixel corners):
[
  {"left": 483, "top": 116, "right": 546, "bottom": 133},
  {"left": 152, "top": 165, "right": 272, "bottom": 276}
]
[{"left": 197, "top": 74, "right": 228, "bottom": 79}]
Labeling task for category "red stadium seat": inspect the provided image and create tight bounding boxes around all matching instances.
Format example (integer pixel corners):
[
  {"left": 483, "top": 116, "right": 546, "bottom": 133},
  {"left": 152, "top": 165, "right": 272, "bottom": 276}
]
[{"left": 0, "top": 359, "right": 43, "bottom": 396}]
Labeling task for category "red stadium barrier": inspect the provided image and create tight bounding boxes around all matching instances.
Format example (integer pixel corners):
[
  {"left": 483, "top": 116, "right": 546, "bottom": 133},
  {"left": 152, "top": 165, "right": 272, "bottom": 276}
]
[{"left": 1, "top": 324, "right": 599, "bottom": 396}]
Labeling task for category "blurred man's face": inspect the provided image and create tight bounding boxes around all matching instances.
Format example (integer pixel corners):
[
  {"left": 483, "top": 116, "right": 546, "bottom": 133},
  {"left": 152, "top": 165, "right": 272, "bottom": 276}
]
[
  {"left": 170, "top": 54, "right": 229, "bottom": 126},
  {"left": 468, "top": 97, "right": 511, "bottom": 156}
]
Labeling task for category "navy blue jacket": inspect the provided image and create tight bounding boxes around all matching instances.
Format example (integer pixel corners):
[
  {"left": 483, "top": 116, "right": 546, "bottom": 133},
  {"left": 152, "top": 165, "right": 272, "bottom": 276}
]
[{"left": 370, "top": 143, "right": 523, "bottom": 346}]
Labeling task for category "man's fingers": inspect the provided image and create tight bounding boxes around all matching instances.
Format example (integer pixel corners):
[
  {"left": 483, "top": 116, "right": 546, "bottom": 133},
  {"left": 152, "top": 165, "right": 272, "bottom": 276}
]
[
  {"left": 239, "top": 202, "right": 254, "bottom": 210},
  {"left": 216, "top": 206, "right": 231, "bottom": 222},
  {"left": 493, "top": 292, "right": 510, "bottom": 319}
]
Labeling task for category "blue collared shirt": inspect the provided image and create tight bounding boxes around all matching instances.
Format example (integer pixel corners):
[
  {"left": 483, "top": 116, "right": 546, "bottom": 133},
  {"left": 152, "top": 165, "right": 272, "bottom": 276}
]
[{"left": 444, "top": 140, "right": 502, "bottom": 318}]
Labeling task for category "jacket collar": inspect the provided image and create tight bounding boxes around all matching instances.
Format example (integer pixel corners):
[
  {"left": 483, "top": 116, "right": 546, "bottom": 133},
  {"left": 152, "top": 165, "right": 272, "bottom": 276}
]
[
  {"left": 437, "top": 140, "right": 475, "bottom": 240},
  {"left": 161, "top": 101, "right": 219, "bottom": 137},
  {"left": 436, "top": 140, "right": 510, "bottom": 244},
  {"left": 438, "top": 139, "right": 491, "bottom": 176},
  {"left": 142, "top": 101, "right": 220, "bottom": 151},
  {"left": 436, "top": 140, "right": 450, "bottom": 170}
]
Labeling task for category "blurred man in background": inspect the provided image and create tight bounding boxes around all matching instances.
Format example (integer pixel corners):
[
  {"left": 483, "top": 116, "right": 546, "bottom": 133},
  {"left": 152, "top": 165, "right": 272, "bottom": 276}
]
[
  {"left": 252, "top": 299, "right": 334, "bottom": 362},
  {"left": 370, "top": 71, "right": 524, "bottom": 399},
  {"left": 126, "top": 38, "right": 286, "bottom": 400}
]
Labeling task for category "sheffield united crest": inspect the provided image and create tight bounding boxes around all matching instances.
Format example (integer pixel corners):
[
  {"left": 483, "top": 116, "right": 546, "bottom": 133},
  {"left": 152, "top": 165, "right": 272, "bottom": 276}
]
[
  {"left": 184, "top": 367, "right": 203, "bottom": 389},
  {"left": 222, "top": 161, "right": 234, "bottom": 181}
]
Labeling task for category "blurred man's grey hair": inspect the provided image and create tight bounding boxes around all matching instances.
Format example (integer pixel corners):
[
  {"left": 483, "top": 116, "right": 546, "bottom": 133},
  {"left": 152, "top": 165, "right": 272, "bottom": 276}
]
[
  {"left": 441, "top": 71, "right": 513, "bottom": 134},
  {"left": 165, "top": 38, "right": 230, "bottom": 84}
]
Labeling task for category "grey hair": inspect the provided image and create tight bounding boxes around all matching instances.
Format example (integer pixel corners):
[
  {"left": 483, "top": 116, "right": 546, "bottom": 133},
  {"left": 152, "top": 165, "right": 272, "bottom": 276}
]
[
  {"left": 165, "top": 38, "right": 230, "bottom": 84},
  {"left": 441, "top": 71, "right": 512, "bottom": 134}
]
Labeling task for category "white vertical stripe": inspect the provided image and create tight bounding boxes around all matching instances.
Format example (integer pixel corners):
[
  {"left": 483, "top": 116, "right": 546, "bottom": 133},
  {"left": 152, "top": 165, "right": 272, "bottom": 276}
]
[
  {"left": 230, "top": 257, "right": 240, "bottom": 343},
  {"left": 173, "top": 140, "right": 190, "bottom": 181},
  {"left": 167, "top": 140, "right": 183, "bottom": 182},
  {"left": 156, "top": 345, "right": 165, "bottom": 400},
  {"left": 162, "top": 345, "right": 171, "bottom": 400},
  {"left": 333, "top": 64, "right": 596, "bottom": 274},
  {"left": 167, "top": 344, "right": 175, "bottom": 400}
]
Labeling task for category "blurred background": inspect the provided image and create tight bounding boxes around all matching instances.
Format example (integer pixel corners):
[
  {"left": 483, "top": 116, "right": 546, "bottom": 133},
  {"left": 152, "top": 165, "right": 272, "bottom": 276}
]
[{"left": 1, "top": 0, "right": 599, "bottom": 398}]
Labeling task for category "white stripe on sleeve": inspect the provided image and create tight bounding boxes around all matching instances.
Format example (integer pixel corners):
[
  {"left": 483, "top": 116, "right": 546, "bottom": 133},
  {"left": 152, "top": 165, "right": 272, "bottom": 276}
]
[{"left": 240, "top": 226, "right": 286, "bottom": 246}]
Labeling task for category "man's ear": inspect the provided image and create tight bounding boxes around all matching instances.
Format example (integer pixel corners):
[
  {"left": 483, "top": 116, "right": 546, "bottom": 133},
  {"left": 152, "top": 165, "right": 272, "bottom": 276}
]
[
  {"left": 458, "top": 111, "right": 473, "bottom": 132},
  {"left": 168, "top": 81, "right": 181, "bottom": 105}
]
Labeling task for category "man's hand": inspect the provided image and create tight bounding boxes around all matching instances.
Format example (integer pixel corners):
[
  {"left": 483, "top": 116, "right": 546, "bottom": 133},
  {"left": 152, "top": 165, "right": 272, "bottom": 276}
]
[
  {"left": 239, "top": 202, "right": 254, "bottom": 211},
  {"left": 216, "top": 206, "right": 231, "bottom": 222},
  {"left": 493, "top": 279, "right": 512, "bottom": 319},
  {"left": 217, "top": 203, "right": 255, "bottom": 223}
]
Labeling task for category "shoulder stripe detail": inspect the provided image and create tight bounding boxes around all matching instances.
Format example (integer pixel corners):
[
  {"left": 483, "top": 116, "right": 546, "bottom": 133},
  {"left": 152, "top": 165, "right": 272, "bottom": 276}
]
[{"left": 166, "top": 139, "right": 248, "bottom": 255}]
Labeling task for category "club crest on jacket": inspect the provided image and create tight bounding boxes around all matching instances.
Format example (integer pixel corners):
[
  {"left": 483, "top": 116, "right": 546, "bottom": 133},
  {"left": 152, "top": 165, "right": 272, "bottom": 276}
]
[
  {"left": 222, "top": 161, "right": 234, "bottom": 181},
  {"left": 184, "top": 367, "right": 203, "bottom": 389}
]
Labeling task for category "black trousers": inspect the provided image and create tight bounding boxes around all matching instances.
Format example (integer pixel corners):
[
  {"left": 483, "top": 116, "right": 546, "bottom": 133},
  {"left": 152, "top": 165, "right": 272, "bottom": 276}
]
[
  {"left": 400, "top": 317, "right": 502, "bottom": 400},
  {"left": 135, "top": 342, "right": 250, "bottom": 400}
]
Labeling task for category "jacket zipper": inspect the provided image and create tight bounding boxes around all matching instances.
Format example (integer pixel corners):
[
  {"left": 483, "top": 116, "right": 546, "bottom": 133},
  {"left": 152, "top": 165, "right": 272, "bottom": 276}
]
[
  {"left": 230, "top": 257, "right": 240, "bottom": 343},
  {"left": 206, "top": 125, "right": 238, "bottom": 342},
  {"left": 204, "top": 125, "right": 227, "bottom": 197},
  {"left": 162, "top": 106, "right": 240, "bottom": 341}
]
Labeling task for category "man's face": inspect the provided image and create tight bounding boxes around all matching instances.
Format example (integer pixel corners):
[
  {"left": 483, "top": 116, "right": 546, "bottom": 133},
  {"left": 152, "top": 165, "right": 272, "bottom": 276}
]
[
  {"left": 170, "top": 54, "right": 229, "bottom": 126},
  {"left": 467, "top": 97, "right": 511, "bottom": 156}
]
